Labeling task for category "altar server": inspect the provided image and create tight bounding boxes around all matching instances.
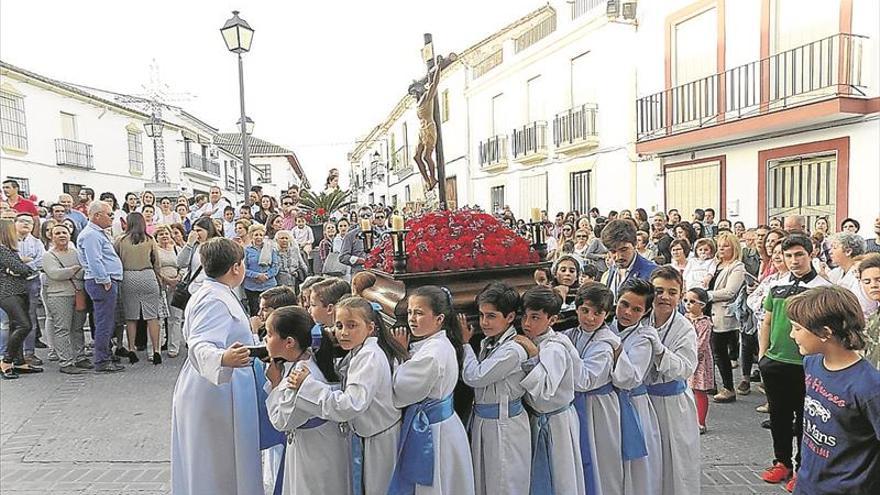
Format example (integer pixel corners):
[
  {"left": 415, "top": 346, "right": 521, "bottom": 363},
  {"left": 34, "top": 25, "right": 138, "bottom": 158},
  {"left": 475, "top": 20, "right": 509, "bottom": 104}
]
[
  {"left": 170, "top": 238, "right": 263, "bottom": 495},
  {"left": 516, "top": 286, "right": 586, "bottom": 495},
  {"left": 267, "top": 306, "right": 351, "bottom": 495},
  {"left": 563, "top": 283, "right": 624, "bottom": 495},
  {"left": 461, "top": 282, "right": 531, "bottom": 495},
  {"left": 387, "top": 286, "right": 475, "bottom": 495},
  {"left": 645, "top": 267, "right": 701, "bottom": 495},
  {"left": 611, "top": 279, "right": 662, "bottom": 495},
  {"left": 290, "top": 297, "right": 408, "bottom": 495}
]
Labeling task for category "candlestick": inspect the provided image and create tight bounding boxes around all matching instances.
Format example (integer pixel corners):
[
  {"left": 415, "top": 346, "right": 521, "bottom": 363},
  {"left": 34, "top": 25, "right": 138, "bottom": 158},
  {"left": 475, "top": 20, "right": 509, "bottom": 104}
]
[
  {"left": 359, "top": 219, "right": 371, "bottom": 232},
  {"left": 391, "top": 214, "right": 405, "bottom": 231}
]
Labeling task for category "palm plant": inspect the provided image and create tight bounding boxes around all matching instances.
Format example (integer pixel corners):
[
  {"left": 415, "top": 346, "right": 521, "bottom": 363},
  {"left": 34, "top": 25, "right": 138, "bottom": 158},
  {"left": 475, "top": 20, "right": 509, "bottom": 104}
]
[{"left": 298, "top": 189, "right": 353, "bottom": 224}]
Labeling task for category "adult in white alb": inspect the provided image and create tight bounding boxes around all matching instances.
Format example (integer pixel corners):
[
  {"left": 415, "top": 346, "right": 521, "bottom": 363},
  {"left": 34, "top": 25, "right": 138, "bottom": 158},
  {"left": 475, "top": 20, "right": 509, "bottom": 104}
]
[{"left": 170, "top": 238, "right": 262, "bottom": 495}]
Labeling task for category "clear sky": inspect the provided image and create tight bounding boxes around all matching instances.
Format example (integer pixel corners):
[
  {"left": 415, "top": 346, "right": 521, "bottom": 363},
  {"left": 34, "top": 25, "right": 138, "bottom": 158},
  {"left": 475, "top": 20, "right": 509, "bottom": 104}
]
[{"left": 1, "top": 0, "right": 542, "bottom": 188}]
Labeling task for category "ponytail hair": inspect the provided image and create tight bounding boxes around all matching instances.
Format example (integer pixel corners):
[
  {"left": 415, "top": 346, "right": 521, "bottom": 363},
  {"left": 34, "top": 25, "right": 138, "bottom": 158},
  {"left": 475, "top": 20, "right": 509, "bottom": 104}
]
[
  {"left": 409, "top": 285, "right": 464, "bottom": 367},
  {"left": 266, "top": 306, "right": 313, "bottom": 355},
  {"left": 336, "top": 296, "right": 409, "bottom": 367}
]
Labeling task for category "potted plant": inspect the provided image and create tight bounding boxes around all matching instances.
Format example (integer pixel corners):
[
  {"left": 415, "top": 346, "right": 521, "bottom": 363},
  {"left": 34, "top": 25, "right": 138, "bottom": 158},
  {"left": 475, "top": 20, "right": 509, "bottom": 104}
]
[{"left": 297, "top": 189, "right": 354, "bottom": 240}]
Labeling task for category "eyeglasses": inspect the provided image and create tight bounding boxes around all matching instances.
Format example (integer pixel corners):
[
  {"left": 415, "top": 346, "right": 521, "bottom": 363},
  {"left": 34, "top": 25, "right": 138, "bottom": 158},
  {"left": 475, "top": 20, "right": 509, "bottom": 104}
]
[
  {"left": 683, "top": 299, "right": 705, "bottom": 306},
  {"left": 282, "top": 202, "right": 293, "bottom": 206},
  {"left": 375, "top": 216, "right": 386, "bottom": 220},
  {"left": 359, "top": 214, "right": 373, "bottom": 219},
  {"left": 575, "top": 235, "right": 588, "bottom": 239}
]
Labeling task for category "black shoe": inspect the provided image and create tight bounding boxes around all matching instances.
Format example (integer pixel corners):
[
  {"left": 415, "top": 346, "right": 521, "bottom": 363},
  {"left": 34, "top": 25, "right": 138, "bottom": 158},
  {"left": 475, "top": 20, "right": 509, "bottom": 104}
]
[
  {"left": 75, "top": 359, "right": 94, "bottom": 370},
  {"left": 128, "top": 351, "right": 139, "bottom": 364},
  {"left": 152, "top": 352, "right": 162, "bottom": 365},
  {"left": 1, "top": 367, "right": 18, "bottom": 379},
  {"left": 761, "top": 418, "right": 772, "bottom": 429},
  {"left": 110, "top": 353, "right": 121, "bottom": 363},
  {"left": 35, "top": 339, "right": 48, "bottom": 349},
  {"left": 750, "top": 370, "right": 761, "bottom": 383},
  {"left": 161, "top": 343, "right": 168, "bottom": 351},
  {"left": 25, "top": 355, "right": 43, "bottom": 366},
  {"left": 14, "top": 365, "right": 43, "bottom": 374},
  {"left": 115, "top": 346, "right": 130, "bottom": 358},
  {"left": 95, "top": 362, "right": 125, "bottom": 373}
]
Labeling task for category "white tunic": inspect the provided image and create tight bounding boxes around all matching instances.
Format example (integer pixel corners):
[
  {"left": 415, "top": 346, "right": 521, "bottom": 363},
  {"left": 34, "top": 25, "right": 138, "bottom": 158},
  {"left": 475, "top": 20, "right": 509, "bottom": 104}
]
[
  {"left": 267, "top": 358, "right": 351, "bottom": 495},
  {"left": 461, "top": 327, "right": 531, "bottom": 495},
  {"left": 611, "top": 320, "right": 663, "bottom": 495},
  {"left": 392, "top": 331, "right": 476, "bottom": 495},
  {"left": 646, "top": 312, "right": 701, "bottom": 495},
  {"left": 295, "top": 337, "right": 400, "bottom": 495},
  {"left": 563, "top": 325, "right": 624, "bottom": 495},
  {"left": 520, "top": 329, "right": 586, "bottom": 495},
  {"left": 171, "top": 279, "right": 263, "bottom": 495}
]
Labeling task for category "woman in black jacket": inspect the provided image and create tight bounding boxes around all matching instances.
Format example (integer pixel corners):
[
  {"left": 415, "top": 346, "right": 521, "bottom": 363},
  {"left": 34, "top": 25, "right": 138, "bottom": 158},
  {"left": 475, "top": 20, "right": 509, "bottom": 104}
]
[{"left": 0, "top": 219, "right": 41, "bottom": 378}]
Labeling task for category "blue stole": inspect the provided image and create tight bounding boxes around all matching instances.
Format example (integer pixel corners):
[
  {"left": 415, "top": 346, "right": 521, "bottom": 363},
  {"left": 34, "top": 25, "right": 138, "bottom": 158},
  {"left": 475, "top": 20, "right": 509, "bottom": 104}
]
[
  {"left": 351, "top": 433, "right": 365, "bottom": 495},
  {"left": 252, "top": 359, "right": 286, "bottom": 450},
  {"left": 273, "top": 415, "right": 329, "bottom": 495},
  {"left": 574, "top": 383, "right": 614, "bottom": 495},
  {"left": 530, "top": 403, "right": 574, "bottom": 495},
  {"left": 647, "top": 379, "right": 687, "bottom": 396},
  {"left": 615, "top": 384, "right": 648, "bottom": 461},
  {"left": 387, "top": 395, "right": 455, "bottom": 495},
  {"left": 473, "top": 398, "right": 525, "bottom": 419}
]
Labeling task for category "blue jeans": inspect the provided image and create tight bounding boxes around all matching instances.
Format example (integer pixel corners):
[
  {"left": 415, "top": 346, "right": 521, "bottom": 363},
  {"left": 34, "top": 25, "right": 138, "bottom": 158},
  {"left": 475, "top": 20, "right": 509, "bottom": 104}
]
[{"left": 85, "top": 279, "right": 119, "bottom": 367}]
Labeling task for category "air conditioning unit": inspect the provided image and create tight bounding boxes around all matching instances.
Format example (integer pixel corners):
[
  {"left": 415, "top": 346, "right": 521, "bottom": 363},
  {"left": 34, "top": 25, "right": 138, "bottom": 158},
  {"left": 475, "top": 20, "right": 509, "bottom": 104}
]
[
  {"left": 606, "top": 0, "right": 620, "bottom": 18},
  {"left": 208, "top": 146, "right": 220, "bottom": 160},
  {"left": 622, "top": 1, "right": 637, "bottom": 19}
]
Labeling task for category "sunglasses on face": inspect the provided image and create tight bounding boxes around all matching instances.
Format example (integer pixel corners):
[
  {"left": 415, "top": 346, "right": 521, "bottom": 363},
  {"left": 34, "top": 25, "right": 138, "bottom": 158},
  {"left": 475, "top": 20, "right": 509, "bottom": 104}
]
[
  {"left": 360, "top": 214, "right": 372, "bottom": 219},
  {"left": 282, "top": 202, "right": 293, "bottom": 206},
  {"left": 575, "top": 235, "right": 587, "bottom": 239},
  {"left": 683, "top": 299, "right": 705, "bottom": 306}
]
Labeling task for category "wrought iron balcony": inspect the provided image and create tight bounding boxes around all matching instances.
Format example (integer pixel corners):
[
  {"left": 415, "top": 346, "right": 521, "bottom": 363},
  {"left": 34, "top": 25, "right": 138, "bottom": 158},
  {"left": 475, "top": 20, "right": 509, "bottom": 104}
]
[
  {"left": 636, "top": 33, "right": 867, "bottom": 142},
  {"left": 181, "top": 151, "right": 220, "bottom": 176},
  {"left": 511, "top": 121, "right": 548, "bottom": 164},
  {"left": 571, "top": 0, "right": 605, "bottom": 20},
  {"left": 478, "top": 135, "right": 509, "bottom": 170},
  {"left": 553, "top": 104, "right": 599, "bottom": 153},
  {"left": 55, "top": 138, "right": 94, "bottom": 170}
]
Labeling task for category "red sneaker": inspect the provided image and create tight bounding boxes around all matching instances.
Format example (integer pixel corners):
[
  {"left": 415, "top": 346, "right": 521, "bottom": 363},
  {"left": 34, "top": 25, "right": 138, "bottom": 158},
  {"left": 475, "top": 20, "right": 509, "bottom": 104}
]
[
  {"left": 761, "top": 462, "right": 792, "bottom": 484},
  {"left": 785, "top": 473, "right": 797, "bottom": 492}
]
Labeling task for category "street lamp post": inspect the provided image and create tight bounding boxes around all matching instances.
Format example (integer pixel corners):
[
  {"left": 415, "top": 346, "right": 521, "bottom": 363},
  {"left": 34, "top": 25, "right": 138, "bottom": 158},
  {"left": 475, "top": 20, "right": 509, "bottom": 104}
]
[
  {"left": 143, "top": 115, "right": 167, "bottom": 183},
  {"left": 221, "top": 10, "right": 255, "bottom": 197}
]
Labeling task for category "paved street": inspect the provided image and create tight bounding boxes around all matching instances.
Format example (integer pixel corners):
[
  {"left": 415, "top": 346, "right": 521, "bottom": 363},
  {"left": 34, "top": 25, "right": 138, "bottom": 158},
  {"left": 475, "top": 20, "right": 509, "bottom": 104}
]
[{"left": 1, "top": 348, "right": 791, "bottom": 495}]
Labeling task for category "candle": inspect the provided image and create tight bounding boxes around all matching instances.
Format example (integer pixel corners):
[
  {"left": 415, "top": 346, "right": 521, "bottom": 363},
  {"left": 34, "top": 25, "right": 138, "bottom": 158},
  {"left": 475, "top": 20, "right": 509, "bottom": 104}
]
[
  {"left": 360, "top": 219, "right": 371, "bottom": 232},
  {"left": 530, "top": 208, "right": 541, "bottom": 222},
  {"left": 391, "top": 215, "right": 405, "bottom": 231}
]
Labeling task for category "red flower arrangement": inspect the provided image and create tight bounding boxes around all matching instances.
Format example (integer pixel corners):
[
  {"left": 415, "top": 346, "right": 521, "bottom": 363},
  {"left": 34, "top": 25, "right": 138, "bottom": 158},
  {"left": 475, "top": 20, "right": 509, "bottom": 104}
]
[{"left": 365, "top": 209, "right": 540, "bottom": 273}]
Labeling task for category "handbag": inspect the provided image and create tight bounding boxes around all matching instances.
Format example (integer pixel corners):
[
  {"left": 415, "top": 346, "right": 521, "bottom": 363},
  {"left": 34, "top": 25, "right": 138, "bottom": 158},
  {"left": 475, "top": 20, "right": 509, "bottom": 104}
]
[
  {"left": 171, "top": 246, "right": 203, "bottom": 310},
  {"left": 49, "top": 252, "right": 87, "bottom": 311},
  {"left": 321, "top": 252, "right": 347, "bottom": 276}
]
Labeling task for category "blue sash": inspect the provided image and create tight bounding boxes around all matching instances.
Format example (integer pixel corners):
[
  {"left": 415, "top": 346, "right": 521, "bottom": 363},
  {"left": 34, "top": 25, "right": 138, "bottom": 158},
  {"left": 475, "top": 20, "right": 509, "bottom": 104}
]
[
  {"left": 387, "top": 395, "right": 455, "bottom": 495},
  {"left": 252, "top": 360, "right": 285, "bottom": 450},
  {"left": 352, "top": 434, "right": 365, "bottom": 495},
  {"left": 573, "top": 383, "right": 614, "bottom": 495},
  {"left": 530, "top": 403, "right": 574, "bottom": 495},
  {"left": 615, "top": 386, "right": 648, "bottom": 461},
  {"left": 647, "top": 379, "right": 687, "bottom": 397},
  {"left": 473, "top": 398, "right": 525, "bottom": 419},
  {"left": 310, "top": 323, "right": 323, "bottom": 349},
  {"left": 272, "top": 416, "right": 328, "bottom": 495}
]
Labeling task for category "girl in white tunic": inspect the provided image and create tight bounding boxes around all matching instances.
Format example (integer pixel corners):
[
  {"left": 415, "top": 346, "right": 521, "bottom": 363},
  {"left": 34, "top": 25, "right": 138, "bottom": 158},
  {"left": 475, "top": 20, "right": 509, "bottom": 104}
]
[
  {"left": 170, "top": 238, "right": 263, "bottom": 495},
  {"left": 290, "top": 297, "right": 409, "bottom": 495},
  {"left": 644, "top": 267, "right": 701, "bottom": 495},
  {"left": 461, "top": 283, "right": 531, "bottom": 495},
  {"left": 563, "top": 283, "right": 624, "bottom": 495},
  {"left": 388, "top": 286, "right": 475, "bottom": 495},
  {"left": 265, "top": 306, "right": 351, "bottom": 495},
  {"left": 611, "top": 279, "right": 662, "bottom": 495},
  {"left": 515, "top": 286, "right": 586, "bottom": 495}
]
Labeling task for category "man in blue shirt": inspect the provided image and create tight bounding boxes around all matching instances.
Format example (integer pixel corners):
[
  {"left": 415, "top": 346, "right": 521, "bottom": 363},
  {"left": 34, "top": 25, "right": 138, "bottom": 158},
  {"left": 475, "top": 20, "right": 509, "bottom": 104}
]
[
  {"left": 77, "top": 201, "right": 124, "bottom": 373},
  {"left": 58, "top": 193, "right": 88, "bottom": 232}
]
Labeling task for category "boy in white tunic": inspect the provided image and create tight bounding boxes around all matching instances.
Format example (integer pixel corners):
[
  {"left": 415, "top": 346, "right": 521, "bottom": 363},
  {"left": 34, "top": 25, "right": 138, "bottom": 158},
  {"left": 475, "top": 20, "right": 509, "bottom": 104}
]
[
  {"left": 461, "top": 282, "right": 531, "bottom": 495},
  {"left": 290, "top": 297, "right": 409, "bottom": 495},
  {"left": 388, "top": 286, "right": 475, "bottom": 495},
  {"left": 515, "top": 286, "right": 586, "bottom": 495},
  {"left": 645, "top": 267, "right": 701, "bottom": 495},
  {"left": 170, "top": 238, "right": 263, "bottom": 495},
  {"left": 611, "top": 279, "right": 662, "bottom": 495},
  {"left": 266, "top": 306, "right": 351, "bottom": 495},
  {"left": 563, "top": 282, "right": 624, "bottom": 495}
]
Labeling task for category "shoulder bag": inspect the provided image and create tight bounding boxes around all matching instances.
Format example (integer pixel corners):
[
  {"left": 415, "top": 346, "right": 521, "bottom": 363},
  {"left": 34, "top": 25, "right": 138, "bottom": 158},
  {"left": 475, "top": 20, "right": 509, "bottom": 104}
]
[
  {"left": 171, "top": 245, "right": 203, "bottom": 310},
  {"left": 49, "top": 252, "right": 87, "bottom": 311}
]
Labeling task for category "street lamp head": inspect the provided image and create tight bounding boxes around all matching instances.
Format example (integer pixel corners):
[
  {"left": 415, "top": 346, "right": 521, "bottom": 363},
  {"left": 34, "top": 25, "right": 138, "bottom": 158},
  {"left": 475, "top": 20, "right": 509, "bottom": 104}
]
[
  {"left": 372, "top": 150, "right": 381, "bottom": 162},
  {"left": 236, "top": 116, "right": 255, "bottom": 135},
  {"left": 221, "top": 10, "right": 254, "bottom": 54},
  {"left": 143, "top": 116, "right": 164, "bottom": 138}
]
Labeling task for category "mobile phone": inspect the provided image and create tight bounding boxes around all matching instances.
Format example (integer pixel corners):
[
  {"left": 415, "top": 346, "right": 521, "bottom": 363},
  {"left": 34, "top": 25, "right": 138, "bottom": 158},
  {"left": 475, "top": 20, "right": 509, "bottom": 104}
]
[{"left": 247, "top": 345, "right": 269, "bottom": 361}]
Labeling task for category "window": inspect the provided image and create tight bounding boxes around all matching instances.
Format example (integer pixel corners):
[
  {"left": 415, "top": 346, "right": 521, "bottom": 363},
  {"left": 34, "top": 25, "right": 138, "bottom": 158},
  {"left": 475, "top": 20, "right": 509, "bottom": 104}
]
[
  {"left": 254, "top": 164, "right": 272, "bottom": 183},
  {"left": 391, "top": 194, "right": 398, "bottom": 206},
  {"left": 441, "top": 90, "right": 450, "bottom": 123},
  {"left": 402, "top": 123, "right": 410, "bottom": 166},
  {"left": 6, "top": 177, "right": 29, "bottom": 196},
  {"left": 404, "top": 186, "right": 411, "bottom": 203},
  {"left": 369, "top": 193, "right": 375, "bottom": 204},
  {"left": 526, "top": 76, "right": 544, "bottom": 122},
  {"left": 491, "top": 93, "right": 505, "bottom": 136},
  {"left": 673, "top": 8, "right": 717, "bottom": 86},
  {"left": 0, "top": 90, "right": 28, "bottom": 151},
  {"left": 570, "top": 51, "right": 595, "bottom": 107},
  {"left": 570, "top": 170, "right": 592, "bottom": 213},
  {"left": 128, "top": 131, "right": 143, "bottom": 175},
  {"left": 490, "top": 185, "right": 505, "bottom": 214},
  {"left": 60, "top": 112, "right": 77, "bottom": 140}
]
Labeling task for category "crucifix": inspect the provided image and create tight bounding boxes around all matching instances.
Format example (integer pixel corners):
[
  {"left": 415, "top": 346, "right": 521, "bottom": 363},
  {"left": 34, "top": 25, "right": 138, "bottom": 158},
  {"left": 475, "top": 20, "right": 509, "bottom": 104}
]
[{"left": 409, "top": 34, "right": 456, "bottom": 210}]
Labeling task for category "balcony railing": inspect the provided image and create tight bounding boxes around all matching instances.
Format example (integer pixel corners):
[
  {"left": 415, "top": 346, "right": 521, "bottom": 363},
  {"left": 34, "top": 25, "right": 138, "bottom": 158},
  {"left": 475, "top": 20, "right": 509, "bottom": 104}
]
[
  {"left": 478, "top": 135, "right": 508, "bottom": 168},
  {"left": 515, "top": 15, "right": 556, "bottom": 53},
  {"left": 571, "top": 0, "right": 605, "bottom": 20},
  {"left": 511, "top": 121, "right": 548, "bottom": 160},
  {"left": 636, "top": 33, "right": 867, "bottom": 142},
  {"left": 553, "top": 104, "right": 598, "bottom": 148},
  {"left": 55, "top": 138, "right": 94, "bottom": 170},
  {"left": 473, "top": 49, "right": 503, "bottom": 80},
  {"left": 182, "top": 151, "right": 220, "bottom": 176}
]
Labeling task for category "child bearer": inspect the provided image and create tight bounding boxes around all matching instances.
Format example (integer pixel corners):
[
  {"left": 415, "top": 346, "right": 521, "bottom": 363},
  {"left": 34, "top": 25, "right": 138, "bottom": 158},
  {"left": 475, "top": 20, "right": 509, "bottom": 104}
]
[
  {"left": 563, "top": 283, "right": 624, "bottom": 495},
  {"left": 515, "top": 286, "right": 586, "bottom": 495},
  {"left": 787, "top": 286, "right": 880, "bottom": 495},
  {"left": 460, "top": 282, "right": 531, "bottom": 495},
  {"left": 644, "top": 267, "right": 701, "bottom": 495},
  {"left": 611, "top": 278, "right": 662, "bottom": 495}
]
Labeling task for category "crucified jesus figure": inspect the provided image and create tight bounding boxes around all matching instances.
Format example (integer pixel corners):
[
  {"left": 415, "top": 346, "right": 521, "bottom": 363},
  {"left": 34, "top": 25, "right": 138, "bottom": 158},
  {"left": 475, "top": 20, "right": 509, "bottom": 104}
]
[{"left": 411, "top": 63, "right": 442, "bottom": 191}]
